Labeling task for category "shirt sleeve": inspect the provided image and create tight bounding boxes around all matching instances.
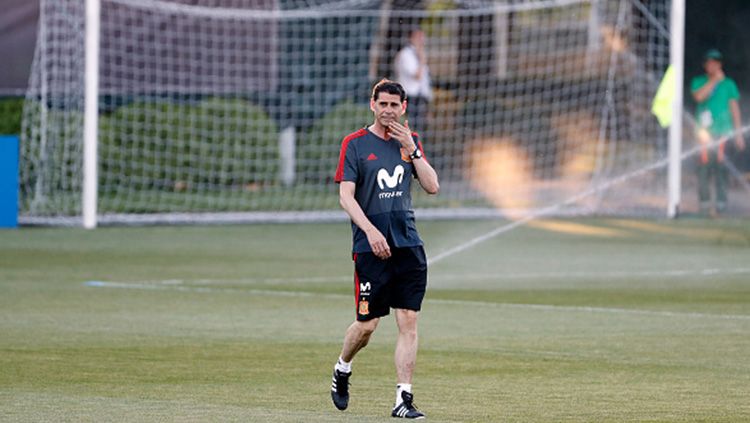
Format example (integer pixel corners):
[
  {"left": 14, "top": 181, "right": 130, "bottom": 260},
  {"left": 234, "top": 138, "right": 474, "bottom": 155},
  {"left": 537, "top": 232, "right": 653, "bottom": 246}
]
[{"left": 334, "top": 137, "right": 358, "bottom": 183}]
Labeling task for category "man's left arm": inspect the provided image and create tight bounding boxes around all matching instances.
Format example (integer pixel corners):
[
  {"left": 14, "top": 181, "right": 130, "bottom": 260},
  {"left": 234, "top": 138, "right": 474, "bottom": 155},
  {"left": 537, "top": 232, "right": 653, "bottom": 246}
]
[
  {"left": 730, "top": 99, "right": 745, "bottom": 150},
  {"left": 389, "top": 120, "right": 439, "bottom": 195},
  {"left": 411, "top": 147, "right": 439, "bottom": 194}
]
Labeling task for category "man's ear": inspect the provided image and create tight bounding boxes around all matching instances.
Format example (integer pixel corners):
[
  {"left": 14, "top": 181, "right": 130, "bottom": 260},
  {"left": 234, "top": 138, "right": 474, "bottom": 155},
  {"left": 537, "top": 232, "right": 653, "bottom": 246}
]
[{"left": 370, "top": 98, "right": 376, "bottom": 112}]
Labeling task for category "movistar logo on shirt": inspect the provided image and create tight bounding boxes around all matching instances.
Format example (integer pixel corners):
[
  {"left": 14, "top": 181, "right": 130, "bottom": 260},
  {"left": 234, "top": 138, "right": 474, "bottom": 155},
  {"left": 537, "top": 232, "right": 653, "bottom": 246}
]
[
  {"left": 377, "top": 165, "right": 405, "bottom": 200},
  {"left": 377, "top": 165, "right": 404, "bottom": 189}
]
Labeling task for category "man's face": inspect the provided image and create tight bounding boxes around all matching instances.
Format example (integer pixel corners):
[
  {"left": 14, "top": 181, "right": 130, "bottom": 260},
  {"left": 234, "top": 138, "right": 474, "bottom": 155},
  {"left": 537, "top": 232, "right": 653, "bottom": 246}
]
[
  {"left": 704, "top": 59, "right": 722, "bottom": 76},
  {"left": 410, "top": 30, "right": 425, "bottom": 49},
  {"left": 371, "top": 92, "right": 406, "bottom": 127}
]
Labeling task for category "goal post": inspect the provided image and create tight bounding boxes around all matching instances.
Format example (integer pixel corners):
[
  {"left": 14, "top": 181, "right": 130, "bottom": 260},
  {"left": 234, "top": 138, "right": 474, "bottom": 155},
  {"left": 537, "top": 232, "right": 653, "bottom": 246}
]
[
  {"left": 667, "top": 0, "right": 685, "bottom": 219},
  {"left": 22, "top": 0, "right": 690, "bottom": 226},
  {"left": 84, "top": 0, "right": 101, "bottom": 229}
]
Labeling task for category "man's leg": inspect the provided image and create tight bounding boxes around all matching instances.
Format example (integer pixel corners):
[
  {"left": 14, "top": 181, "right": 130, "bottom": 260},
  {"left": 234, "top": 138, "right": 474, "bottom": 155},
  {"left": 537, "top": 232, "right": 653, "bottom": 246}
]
[
  {"left": 331, "top": 318, "right": 379, "bottom": 411},
  {"left": 392, "top": 308, "right": 424, "bottom": 419},
  {"left": 716, "top": 160, "right": 728, "bottom": 212},
  {"left": 341, "top": 318, "right": 380, "bottom": 362},
  {"left": 697, "top": 161, "right": 711, "bottom": 213},
  {"left": 394, "top": 309, "right": 419, "bottom": 384},
  {"left": 408, "top": 97, "right": 428, "bottom": 135}
]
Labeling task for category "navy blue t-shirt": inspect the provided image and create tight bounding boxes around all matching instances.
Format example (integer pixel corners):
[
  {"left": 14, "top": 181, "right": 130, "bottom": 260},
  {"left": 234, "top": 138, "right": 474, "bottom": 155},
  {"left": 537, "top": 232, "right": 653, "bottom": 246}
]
[{"left": 334, "top": 128, "right": 427, "bottom": 253}]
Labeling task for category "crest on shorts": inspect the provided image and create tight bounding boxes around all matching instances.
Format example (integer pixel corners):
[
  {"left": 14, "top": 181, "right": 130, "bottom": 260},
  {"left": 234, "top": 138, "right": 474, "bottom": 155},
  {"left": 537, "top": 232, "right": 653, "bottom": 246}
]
[{"left": 358, "top": 299, "right": 369, "bottom": 316}]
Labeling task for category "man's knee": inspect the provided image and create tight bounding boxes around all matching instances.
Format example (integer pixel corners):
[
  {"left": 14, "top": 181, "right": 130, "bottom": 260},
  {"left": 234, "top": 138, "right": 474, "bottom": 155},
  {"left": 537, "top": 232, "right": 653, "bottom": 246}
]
[
  {"left": 395, "top": 309, "right": 419, "bottom": 334},
  {"left": 396, "top": 308, "right": 419, "bottom": 320},
  {"left": 355, "top": 317, "right": 380, "bottom": 337}
]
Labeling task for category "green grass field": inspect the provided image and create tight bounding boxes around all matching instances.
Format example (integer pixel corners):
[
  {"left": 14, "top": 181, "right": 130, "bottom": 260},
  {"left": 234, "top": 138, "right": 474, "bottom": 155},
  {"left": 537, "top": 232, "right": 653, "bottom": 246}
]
[{"left": 1, "top": 218, "right": 750, "bottom": 422}]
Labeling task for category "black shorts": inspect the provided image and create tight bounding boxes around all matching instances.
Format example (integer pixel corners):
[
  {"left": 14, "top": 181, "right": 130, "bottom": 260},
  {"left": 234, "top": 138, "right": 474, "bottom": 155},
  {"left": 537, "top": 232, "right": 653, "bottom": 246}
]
[{"left": 353, "top": 246, "right": 427, "bottom": 321}]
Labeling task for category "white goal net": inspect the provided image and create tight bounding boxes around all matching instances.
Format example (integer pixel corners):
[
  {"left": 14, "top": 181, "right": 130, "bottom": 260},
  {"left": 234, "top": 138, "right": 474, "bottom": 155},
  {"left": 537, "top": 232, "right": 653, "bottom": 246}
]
[{"left": 21, "top": 0, "right": 684, "bottom": 225}]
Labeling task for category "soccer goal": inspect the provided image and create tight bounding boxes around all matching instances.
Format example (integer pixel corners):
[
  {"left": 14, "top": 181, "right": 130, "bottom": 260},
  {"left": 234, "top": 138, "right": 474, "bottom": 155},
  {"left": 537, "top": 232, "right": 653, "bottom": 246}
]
[{"left": 21, "top": 0, "right": 683, "bottom": 227}]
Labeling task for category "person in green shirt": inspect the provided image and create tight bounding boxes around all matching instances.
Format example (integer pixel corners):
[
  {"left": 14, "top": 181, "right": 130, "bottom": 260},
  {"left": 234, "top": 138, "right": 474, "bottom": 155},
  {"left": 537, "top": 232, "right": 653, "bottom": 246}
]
[{"left": 690, "top": 49, "right": 745, "bottom": 214}]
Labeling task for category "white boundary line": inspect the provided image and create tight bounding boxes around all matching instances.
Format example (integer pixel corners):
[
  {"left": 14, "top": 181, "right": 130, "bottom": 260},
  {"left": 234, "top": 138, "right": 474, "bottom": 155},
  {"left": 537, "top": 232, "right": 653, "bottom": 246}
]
[
  {"left": 84, "top": 267, "right": 750, "bottom": 286},
  {"left": 84, "top": 280, "right": 750, "bottom": 321},
  {"left": 448, "top": 267, "right": 750, "bottom": 280}
]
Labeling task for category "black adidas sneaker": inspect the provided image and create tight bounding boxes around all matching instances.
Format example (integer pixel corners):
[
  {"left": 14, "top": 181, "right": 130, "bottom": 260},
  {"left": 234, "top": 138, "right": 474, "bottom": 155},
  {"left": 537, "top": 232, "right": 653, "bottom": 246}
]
[
  {"left": 391, "top": 391, "right": 425, "bottom": 419},
  {"left": 331, "top": 369, "right": 351, "bottom": 410}
]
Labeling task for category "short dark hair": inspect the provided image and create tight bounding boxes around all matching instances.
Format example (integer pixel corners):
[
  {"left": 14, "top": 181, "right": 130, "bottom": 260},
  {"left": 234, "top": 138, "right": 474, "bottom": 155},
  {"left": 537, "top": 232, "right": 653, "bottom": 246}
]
[{"left": 371, "top": 78, "right": 406, "bottom": 102}]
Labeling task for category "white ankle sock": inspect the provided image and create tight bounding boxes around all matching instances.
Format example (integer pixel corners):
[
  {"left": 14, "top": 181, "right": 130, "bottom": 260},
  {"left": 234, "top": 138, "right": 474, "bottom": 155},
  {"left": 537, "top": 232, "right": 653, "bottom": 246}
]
[
  {"left": 335, "top": 356, "right": 352, "bottom": 373},
  {"left": 396, "top": 383, "right": 412, "bottom": 405}
]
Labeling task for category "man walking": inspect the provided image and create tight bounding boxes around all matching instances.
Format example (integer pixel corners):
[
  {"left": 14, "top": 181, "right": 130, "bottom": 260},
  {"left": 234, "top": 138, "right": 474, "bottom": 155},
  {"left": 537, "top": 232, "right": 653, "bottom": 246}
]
[
  {"left": 690, "top": 48, "right": 745, "bottom": 214},
  {"left": 331, "top": 79, "right": 439, "bottom": 419}
]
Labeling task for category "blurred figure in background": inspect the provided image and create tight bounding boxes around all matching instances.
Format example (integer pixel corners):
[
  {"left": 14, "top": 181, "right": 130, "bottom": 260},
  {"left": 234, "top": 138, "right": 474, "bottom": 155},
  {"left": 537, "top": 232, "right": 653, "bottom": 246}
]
[
  {"left": 690, "top": 48, "right": 745, "bottom": 215},
  {"left": 394, "top": 28, "right": 433, "bottom": 136}
]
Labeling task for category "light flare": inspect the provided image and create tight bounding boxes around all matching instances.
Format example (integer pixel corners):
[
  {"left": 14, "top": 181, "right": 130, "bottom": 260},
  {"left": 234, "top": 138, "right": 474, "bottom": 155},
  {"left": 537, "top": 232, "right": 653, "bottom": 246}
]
[{"left": 466, "top": 138, "right": 534, "bottom": 218}]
